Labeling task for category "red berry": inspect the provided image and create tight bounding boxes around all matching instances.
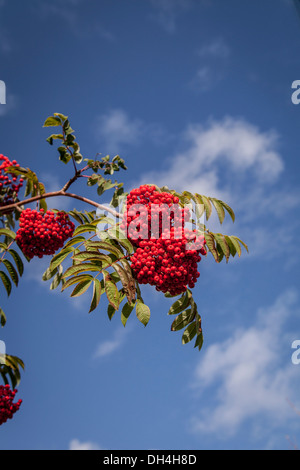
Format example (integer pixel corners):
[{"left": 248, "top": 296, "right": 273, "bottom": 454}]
[
  {"left": 124, "top": 185, "right": 207, "bottom": 296},
  {"left": 0, "top": 154, "right": 24, "bottom": 213},
  {"left": 0, "top": 384, "right": 22, "bottom": 426},
  {"left": 16, "top": 209, "right": 75, "bottom": 259}
]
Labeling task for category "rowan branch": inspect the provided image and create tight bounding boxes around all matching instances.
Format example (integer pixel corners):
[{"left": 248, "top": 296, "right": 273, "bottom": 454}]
[{"left": 0, "top": 190, "right": 121, "bottom": 219}]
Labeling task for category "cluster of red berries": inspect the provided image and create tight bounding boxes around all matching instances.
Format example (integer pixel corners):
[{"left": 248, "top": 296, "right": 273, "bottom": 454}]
[
  {"left": 16, "top": 208, "right": 75, "bottom": 259},
  {"left": 0, "top": 384, "right": 22, "bottom": 425},
  {"left": 120, "top": 185, "right": 206, "bottom": 296},
  {"left": 0, "top": 154, "right": 24, "bottom": 208}
]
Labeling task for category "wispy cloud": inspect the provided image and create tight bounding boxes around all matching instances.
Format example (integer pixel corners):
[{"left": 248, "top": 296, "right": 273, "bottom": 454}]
[
  {"left": 148, "top": 0, "right": 193, "bottom": 33},
  {"left": 93, "top": 325, "right": 132, "bottom": 359},
  {"left": 69, "top": 438, "right": 103, "bottom": 450},
  {"left": 95, "top": 108, "right": 172, "bottom": 154},
  {"left": 96, "top": 109, "right": 144, "bottom": 154},
  {"left": 137, "top": 116, "right": 300, "bottom": 265},
  {"left": 189, "top": 289, "right": 300, "bottom": 446},
  {"left": 198, "top": 38, "right": 231, "bottom": 59},
  {"left": 190, "top": 38, "right": 231, "bottom": 92},
  {"left": 139, "top": 116, "right": 284, "bottom": 198}
]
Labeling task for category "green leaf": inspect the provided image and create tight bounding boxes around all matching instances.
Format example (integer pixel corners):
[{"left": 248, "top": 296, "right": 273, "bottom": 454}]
[
  {"left": 224, "top": 235, "right": 237, "bottom": 257},
  {"left": 42, "top": 265, "right": 59, "bottom": 282},
  {"left": 0, "top": 228, "right": 16, "bottom": 240},
  {"left": 0, "top": 270, "right": 12, "bottom": 296},
  {"left": 39, "top": 198, "right": 48, "bottom": 212},
  {"left": 182, "top": 321, "right": 197, "bottom": 345},
  {"left": 168, "top": 290, "right": 192, "bottom": 315},
  {"left": 106, "top": 228, "right": 134, "bottom": 254},
  {"left": 213, "top": 233, "right": 230, "bottom": 262},
  {"left": 43, "top": 116, "right": 62, "bottom": 127},
  {"left": 46, "top": 134, "right": 64, "bottom": 145},
  {"left": 68, "top": 210, "right": 86, "bottom": 224},
  {"left": 103, "top": 272, "right": 120, "bottom": 310},
  {"left": 192, "top": 194, "right": 206, "bottom": 220},
  {"left": 63, "top": 262, "right": 101, "bottom": 278},
  {"left": 136, "top": 299, "right": 151, "bottom": 327},
  {"left": 54, "top": 112, "right": 68, "bottom": 121},
  {"left": 0, "top": 307, "right": 6, "bottom": 327},
  {"left": 72, "top": 251, "right": 102, "bottom": 262},
  {"left": 49, "top": 247, "right": 74, "bottom": 271},
  {"left": 7, "top": 249, "right": 24, "bottom": 276},
  {"left": 235, "top": 237, "right": 249, "bottom": 253},
  {"left": 50, "top": 272, "right": 63, "bottom": 290},
  {"left": 204, "top": 232, "right": 219, "bottom": 262},
  {"left": 3, "top": 259, "right": 18, "bottom": 286},
  {"left": 24, "top": 179, "right": 33, "bottom": 197},
  {"left": 0, "top": 354, "right": 25, "bottom": 388},
  {"left": 121, "top": 301, "right": 135, "bottom": 327},
  {"left": 63, "top": 119, "right": 74, "bottom": 136},
  {"left": 73, "top": 224, "right": 97, "bottom": 236},
  {"left": 112, "top": 262, "right": 136, "bottom": 304},
  {"left": 220, "top": 200, "right": 235, "bottom": 223},
  {"left": 61, "top": 274, "right": 94, "bottom": 292},
  {"left": 210, "top": 198, "right": 226, "bottom": 224},
  {"left": 107, "top": 304, "right": 117, "bottom": 320},
  {"left": 57, "top": 146, "right": 72, "bottom": 164},
  {"left": 110, "top": 186, "right": 125, "bottom": 208},
  {"left": 194, "top": 331, "right": 204, "bottom": 351},
  {"left": 70, "top": 279, "right": 93, "bottom": 297},
  {"left": 227, "top": 236, "right": 242, "bottom": 257},
  {"left": 89, "top": 278, "right": 102, "bottom": 313},
  {"left": 170, "top": 309, "right": 195, "bottom": 331},
  {"left": 196, "top": 194, "right": 212, "bottom": 220},
  {"left": 63, "top": 235, "right": 87, "bottom": 249},
  {"left": 87, "top": 240, "right": 124, "bottom": 257}
]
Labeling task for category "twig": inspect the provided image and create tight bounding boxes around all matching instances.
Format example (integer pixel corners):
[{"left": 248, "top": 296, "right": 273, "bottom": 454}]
[{"left": 0, "top": 191, "right": 121, "bottom": 219}]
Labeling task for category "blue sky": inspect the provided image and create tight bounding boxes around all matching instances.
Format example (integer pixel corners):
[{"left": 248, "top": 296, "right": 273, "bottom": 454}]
[{"left": 1, "top": 0, "right": 300, "bottom": 450}]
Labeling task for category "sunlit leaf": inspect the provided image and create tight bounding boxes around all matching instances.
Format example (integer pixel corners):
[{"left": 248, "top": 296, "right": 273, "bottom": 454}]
[
  {"left": 50, "top": 247, "right": 74, "bottom": 271},
  {"left": 70, "top": 279, "right": 93, "bottom": 297},
  {"left": 181, "top": 321, "right": 197, "bottom": 345},
  {"left": 136, "top": 299, "right": 150, "bottom": 327},
  {"left": 2, "top": 259, "right": 18, "bottom": 286},
  {"left": 170, "top": 309, "right": 194, "bottom": 331},
  {"left": 0, "top": 307, "right": 6, "bottom": 327},
  {"left": 103, "top": 271, "right": 120, "bottom": 310},
  {"left": 0, "top": 270, "right": 12, "bottom": 296},
  {"left": 121, "top": 301, "right": 135, "bottom": 327},
  {"left": 89, "top": 278, "right": 102, "bottom": 313}
]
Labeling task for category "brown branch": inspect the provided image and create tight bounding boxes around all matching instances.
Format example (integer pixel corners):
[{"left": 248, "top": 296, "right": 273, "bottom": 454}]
[{"left": 0, "top": 190, "right": 121, "bottom": 219}]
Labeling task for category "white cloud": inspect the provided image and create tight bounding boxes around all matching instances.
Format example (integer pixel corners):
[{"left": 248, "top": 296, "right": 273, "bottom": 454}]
[
  {"left": 93, "top": 325, "right": 131, "bottom": 359},
  {"left": 189, "top": 289, "right": 300, "bottom": 441},
  {"left": 95, "top": 108, "right": 171, "bottom": 154},
  {"left": 139, "top": 116, "right": 284, "bottom": 199},
  {"left": 190, "top": 66, "right": 215, "bottom": 92},
  {"left": 136, "top": 115, "right": 300, "bottom": 266},
  {"left": 190, "top": 38, "right": 231, "bottom": 92},
  {"left": 198, "top": 38, "right": 231, "bottom": 59},
  {"left": 96, "top": 109, "right": 144, "bottom": 154},
  {"left": 69, "top": 438, "right": 102, "bottom": 450},
  {"left": 149, "top": 0, "right": 193, "bottom": 33}
]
